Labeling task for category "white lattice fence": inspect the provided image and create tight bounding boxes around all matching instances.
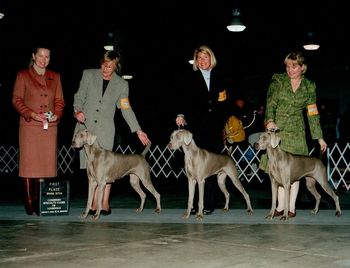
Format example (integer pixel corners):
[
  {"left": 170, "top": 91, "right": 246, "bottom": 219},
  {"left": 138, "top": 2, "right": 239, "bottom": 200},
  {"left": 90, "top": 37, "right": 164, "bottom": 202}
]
[
  {"left": 1, "top": 144, "right": 349, "bottom": 190},
  {"left": 328, "top": 143, "right": 350, "bottom": 190}
]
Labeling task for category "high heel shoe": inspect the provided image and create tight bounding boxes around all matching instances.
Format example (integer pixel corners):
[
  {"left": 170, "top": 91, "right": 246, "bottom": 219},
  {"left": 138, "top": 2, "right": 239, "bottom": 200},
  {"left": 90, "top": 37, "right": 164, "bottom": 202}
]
[
  {"left": 24, "top": 197, "right": 36, "bottom": 215},
  {"left": 288, "top": 211, "right": 296, "bottom": 218},
  {"left": 23, "top": 178, "right": 38, "bottom": 216},
  {"left": 100, "top": 209, "right": 112, "bottom": 215},
  {"left": 88, "top": 209, "right": 96, "bottom": 215}
]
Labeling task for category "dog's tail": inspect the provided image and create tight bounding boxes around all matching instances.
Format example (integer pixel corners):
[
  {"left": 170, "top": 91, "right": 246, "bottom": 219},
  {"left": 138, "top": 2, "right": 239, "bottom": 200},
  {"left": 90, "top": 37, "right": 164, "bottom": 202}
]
[
  {"left": 142, "top": 142, "right": 152, "bottom": 157},
  {"left": 310, "top": 146, "right": 326, "bottom": 160},
  {"left": 226, "top": 145, "right": 233, "bottom": 156}
]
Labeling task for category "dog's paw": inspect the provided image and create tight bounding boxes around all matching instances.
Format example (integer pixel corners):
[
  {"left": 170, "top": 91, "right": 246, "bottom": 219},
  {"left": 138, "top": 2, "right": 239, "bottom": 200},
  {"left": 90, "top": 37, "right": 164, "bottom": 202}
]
[
  {"left": 80, "top": 212, "right": 88, "bottom": 219},
  {"left": 154, "top": 208, "right": 161, "bottom": 214},
  {"left": 280, "top": 216, "right": 288, "bottom": 221},
  {"left": 246, "top": 209, "right": 253, "bottom": 215},
  {"left": 92, "top": 215, "right": 100, "bottom": 220},
  {"left": 222, "top": 208, "right": 229, "bottom": 214},
  {"left": 310, "top": 209, "right": 319, "bottom": 215},
  {"left": 265, "top": 214, "right": 273, "bottom": 220},
  {"left": 182, "top": 213, "right": 190, "bottom": 220},
  {"left": 196, "top": 214, "right": 204, "bottom": 220},
  {"left": 135, "top": 207, "right": 143, "bottom": 213}
]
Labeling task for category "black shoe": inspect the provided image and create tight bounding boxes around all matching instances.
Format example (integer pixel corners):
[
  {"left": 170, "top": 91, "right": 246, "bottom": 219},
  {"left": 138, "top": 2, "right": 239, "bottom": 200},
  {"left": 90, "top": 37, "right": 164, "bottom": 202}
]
[
  {"left": 203, "top": 209, "right": 213, "bottom": 215},
  {"left": 88, "top": 209, "right": 96, "bottom": 215},
  {"left": 100, "top": 209, "right": 112, "bottom": 216},
  {"left": 190, "top": 209, "right": 197, "bottom": 215}
]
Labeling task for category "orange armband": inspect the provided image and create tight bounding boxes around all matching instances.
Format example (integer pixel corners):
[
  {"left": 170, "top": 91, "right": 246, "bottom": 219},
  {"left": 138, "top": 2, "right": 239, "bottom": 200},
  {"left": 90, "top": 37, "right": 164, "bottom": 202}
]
[
  {"left": 307, "top": 104, "right": 319, "bottom": 116},
  {"left": 120, "top": 98, "right": 131, "bottom": 110},
  {"left": 218, "top": 90, "right": 227, "bottom": 101}
]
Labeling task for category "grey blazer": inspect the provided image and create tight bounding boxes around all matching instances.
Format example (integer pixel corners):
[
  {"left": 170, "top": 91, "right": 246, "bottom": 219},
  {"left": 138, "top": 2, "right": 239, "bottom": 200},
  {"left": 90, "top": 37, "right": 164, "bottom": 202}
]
[{"left": 73, "top": 69, "right": 141, "bottom": 168}]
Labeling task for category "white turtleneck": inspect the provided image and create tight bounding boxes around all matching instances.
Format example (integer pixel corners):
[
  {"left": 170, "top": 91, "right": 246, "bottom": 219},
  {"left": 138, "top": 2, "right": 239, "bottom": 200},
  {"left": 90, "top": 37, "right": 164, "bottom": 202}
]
[{"left": 199, "top": 68, "right": 211, "bottom": 91}]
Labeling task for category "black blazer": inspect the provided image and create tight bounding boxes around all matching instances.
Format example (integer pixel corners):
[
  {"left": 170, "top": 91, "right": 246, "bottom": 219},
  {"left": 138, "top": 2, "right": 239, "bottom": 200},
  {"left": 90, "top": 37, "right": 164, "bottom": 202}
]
[{"left": 177, "top": 68, "right": 231, "bottom": 151}]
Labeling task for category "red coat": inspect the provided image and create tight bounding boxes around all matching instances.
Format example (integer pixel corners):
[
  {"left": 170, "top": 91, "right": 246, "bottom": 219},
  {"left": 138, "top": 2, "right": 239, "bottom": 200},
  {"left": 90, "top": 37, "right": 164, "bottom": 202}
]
[{"left": 12, "top": 66, "right": 65, "bottom": 178}]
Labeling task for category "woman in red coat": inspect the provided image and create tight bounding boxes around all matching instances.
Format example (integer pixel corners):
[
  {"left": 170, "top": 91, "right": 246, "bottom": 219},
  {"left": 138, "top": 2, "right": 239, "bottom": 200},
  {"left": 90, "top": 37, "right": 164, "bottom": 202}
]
[{"left": 12, "top": 46, "right": 65, "bottom": 215}]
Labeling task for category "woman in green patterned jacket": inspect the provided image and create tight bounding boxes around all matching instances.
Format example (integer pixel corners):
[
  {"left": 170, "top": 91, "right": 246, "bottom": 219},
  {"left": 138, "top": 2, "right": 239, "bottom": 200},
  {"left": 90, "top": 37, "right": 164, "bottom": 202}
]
[{"left": 261, "top": 52, "right": 327, "bottom": 217}]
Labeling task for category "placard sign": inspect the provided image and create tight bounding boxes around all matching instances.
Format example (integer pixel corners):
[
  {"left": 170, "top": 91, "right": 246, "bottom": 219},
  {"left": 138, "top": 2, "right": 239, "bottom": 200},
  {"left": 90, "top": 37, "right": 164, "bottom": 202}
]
[{"left": 39, "top": 180, "right": 70, "bottom": 216}]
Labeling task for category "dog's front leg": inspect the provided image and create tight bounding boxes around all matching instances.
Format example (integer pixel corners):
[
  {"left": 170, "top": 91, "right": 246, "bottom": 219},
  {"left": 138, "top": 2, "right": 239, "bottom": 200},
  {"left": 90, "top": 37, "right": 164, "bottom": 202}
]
[
  {"left": 266, "top": 177, "right": 278, "bottom": 219},
  {"left": 281, "top": 182, "right": 291, "bottom": 221},
  {"left": 92, "top": 182, "right": 106, "bottom": 220},
  {"left": 183, "top": 178, "right": 196, "bottom": 219},
  {"left": 81, "top": 180, "right": 97, "bottom": 219},
  {"left": 196, "top": 179, "right": 205, "bottom": 220}
]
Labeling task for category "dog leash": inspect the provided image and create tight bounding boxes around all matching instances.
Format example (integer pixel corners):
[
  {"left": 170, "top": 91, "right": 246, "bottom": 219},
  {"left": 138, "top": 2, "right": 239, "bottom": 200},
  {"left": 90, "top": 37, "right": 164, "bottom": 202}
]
[
  {"left": 80, "top": 122, "right": 88, "bottom": 130},
  {"left": 243, "top": 110, "right": 258, "bottom": 129}
]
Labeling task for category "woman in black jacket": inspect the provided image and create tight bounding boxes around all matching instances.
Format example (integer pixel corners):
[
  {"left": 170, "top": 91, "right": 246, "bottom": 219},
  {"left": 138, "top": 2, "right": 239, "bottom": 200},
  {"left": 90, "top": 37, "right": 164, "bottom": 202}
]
[{"left": 175, "top": 45, "right": 231, "bottom": 214}]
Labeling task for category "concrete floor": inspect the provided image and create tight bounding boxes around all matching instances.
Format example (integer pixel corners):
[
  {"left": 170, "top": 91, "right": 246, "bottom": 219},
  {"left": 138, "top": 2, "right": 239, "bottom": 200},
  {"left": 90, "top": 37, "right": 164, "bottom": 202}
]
[{"left": 1, "top": 175, "right": 350, "bottom": 268}]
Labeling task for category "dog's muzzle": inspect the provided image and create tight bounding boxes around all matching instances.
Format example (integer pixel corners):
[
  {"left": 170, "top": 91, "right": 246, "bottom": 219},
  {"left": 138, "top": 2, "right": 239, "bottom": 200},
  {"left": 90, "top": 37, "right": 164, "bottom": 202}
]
[
  {"left": 254, "top": 142, "right": 260, "bottom": 151},
  {"left": 71, "top": 139, "right": 82, "bottom": 148}
]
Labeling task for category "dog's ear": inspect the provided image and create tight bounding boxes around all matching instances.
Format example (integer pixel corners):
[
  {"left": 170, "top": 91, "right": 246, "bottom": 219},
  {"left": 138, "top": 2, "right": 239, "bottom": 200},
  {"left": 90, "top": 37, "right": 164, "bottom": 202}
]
[
  {"left": 86, "top": 132, "right": 97, "bottom": 145},
  {"left": 270, "top": 132, "right": 280, "bottom": 148},
  {"left": 183, "top": 131, "right": 193, "bottom": 145}
]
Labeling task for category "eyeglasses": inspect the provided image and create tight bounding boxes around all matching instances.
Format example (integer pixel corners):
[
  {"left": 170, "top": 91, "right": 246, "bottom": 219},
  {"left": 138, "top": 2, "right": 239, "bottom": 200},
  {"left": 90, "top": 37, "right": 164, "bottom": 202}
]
[{"left": 101, "top": 62, "right": 116, "bottom": 70}]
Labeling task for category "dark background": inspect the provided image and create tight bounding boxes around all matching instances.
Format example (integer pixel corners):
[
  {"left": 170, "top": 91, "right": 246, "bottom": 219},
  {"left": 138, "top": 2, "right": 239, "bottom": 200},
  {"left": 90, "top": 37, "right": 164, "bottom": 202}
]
[{"left": 1, "top": 0, "right": 349, "bottom": 146}]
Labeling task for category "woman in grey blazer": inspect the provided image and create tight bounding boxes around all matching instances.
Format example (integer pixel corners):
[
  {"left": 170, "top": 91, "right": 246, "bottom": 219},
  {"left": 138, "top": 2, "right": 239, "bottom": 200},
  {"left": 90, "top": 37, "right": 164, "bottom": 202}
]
[{"left": 73, "top": 50, "right": 150, "bottom": 215}]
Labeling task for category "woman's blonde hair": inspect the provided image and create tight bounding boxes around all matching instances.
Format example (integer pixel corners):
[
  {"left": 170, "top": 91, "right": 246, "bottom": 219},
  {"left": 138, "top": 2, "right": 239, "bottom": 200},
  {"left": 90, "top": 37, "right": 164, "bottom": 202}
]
[
  {"left": 192, "top": 45, "right": 217, "bottom": 71},
  {"left": 284, "top": 52, "right": 307, "bottom": 74},
  {"left": 101, "top": 50, "right": 122, "bottom": 73}
]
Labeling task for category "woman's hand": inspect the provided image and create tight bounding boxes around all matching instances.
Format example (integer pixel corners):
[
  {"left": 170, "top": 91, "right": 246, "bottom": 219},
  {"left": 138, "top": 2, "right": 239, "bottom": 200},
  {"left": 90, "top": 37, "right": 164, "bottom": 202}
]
[
  {"left": 30, "top": 112, "right": 46, "bottom": 122},
  {"left": 175, "top": 114, "right": 187, "bottom": 127},
  {"left": 265, "top": 120, "right": 278, "bottom": 131},
  {"left": 318, "top": 138, "right": 327, "bottom": 153},
  {"left": 74, "top": 111, "right": 86, "bottom": 123},
  {"left": 137, "top": 130, "right": 151, "bottom": 146}
]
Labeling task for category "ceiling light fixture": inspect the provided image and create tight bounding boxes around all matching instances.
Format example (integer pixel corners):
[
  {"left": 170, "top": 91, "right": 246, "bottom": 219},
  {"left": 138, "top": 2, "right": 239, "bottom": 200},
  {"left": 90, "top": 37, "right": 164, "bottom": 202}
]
[
  {"left": 122, "top": 75, "right": 133, "bottom": 80},
  {"left": 303, "top": 32, "right": 320, "bottom": 51},
  {"left": 104, "top": 45, "right": 114, "bottom": 51},
  {"left": 0, "top": 12, "right": 4, "bottom": 19},
  {"left": 227, "top": 9, "right": 246, "bottom": 32},
  {"left": 104, "top": 32, "right": 116, "bottom": 51}
]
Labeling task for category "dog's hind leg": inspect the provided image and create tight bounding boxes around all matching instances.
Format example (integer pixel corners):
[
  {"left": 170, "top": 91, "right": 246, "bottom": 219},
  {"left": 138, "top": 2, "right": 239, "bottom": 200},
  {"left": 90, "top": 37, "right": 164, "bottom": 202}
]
[
  {"left": 217, "top": 173, "right": 230, "bottom": 213},
  {"left": 305, "top": 177, "right": 321, "bottom": 215},
  {"left": 227, "top": 171, "right": 253, "bottom": 215},
  {"left": 139, "top": 170, "right": 161, "bottom": 214},
  {"left": 313, "top": 174, "right": 342, "bottom": 217},
  {"left": 129, "top": 174, "right": 146, "bottom": 213}
]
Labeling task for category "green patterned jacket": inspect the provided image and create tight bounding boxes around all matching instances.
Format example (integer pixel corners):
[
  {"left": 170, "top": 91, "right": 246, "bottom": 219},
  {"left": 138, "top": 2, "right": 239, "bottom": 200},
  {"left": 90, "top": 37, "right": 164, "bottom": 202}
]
[{"left": 260, "top": 73, "right": 324, "bottom": 171}]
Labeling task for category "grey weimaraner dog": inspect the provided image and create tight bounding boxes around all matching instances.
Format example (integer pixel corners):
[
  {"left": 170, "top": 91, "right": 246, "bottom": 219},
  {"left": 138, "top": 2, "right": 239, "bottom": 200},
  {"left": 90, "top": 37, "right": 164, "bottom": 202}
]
[
  {"left": 256, "top": 130, "right": 341, "bottom": 220},
  {"left": 168, "top": 129, "right": 253, "bottom": 220},
  {"left": 72, "top": 129, "right": 161, "bottom": 220}
]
